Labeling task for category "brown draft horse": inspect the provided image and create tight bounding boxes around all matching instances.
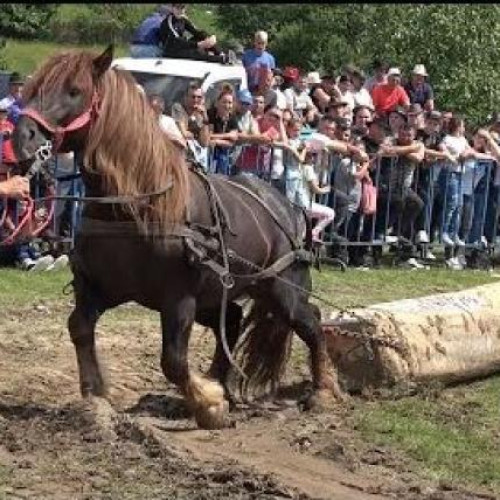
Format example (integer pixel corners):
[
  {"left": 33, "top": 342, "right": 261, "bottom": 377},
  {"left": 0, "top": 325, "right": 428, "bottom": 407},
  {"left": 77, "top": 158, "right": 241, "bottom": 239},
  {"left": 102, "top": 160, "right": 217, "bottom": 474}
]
[{"left": 12, "top": 46, "right": 343, "bottom": 429}]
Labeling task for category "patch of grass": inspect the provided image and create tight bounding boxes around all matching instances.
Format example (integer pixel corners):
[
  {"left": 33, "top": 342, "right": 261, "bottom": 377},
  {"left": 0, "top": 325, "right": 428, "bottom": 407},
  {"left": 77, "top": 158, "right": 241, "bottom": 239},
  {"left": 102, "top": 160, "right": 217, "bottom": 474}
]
[
  {"left": 3, "top": 39, "right": 127, "bottom": 75},
  {"left": 0, "top": 267, "right": 496, "bottom": 310},
  {"left": 0, "top": 269, "right": 71, "bottom": 307},
  {"left": 354, "top": 376, "right": 500, "bottom": 493},
  {"left": 312, "top": 268, "right": 499, "bottom": 310}
]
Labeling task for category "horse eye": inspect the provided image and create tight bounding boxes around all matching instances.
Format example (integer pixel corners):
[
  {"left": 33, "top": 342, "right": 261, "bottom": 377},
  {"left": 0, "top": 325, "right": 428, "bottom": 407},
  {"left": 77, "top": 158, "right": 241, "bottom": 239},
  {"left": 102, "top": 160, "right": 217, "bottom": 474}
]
[{"left": 68, "top": 87, "right": 81, "bottom": 98}]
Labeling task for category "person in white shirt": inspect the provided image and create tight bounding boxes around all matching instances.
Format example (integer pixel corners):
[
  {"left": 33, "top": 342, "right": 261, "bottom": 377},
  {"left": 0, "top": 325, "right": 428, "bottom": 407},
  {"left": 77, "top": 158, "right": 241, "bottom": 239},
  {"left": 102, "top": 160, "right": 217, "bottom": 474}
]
[
  {"left": 351, "top": 68, "right": 374, "bottom": 110},
  {"left": 148, "top": 94, "right": 186, "bottom": 149},
  {"left": 283, "top": 73, "right": 316, "bottom": 117}
]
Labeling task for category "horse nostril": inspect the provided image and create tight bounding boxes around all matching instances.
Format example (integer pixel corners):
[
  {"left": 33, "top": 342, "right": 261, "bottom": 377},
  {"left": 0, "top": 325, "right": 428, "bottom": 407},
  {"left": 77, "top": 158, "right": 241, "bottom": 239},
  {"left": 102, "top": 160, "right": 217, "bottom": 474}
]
[{"left": 29, "top": 128, "right": 35, "bottom": 141}]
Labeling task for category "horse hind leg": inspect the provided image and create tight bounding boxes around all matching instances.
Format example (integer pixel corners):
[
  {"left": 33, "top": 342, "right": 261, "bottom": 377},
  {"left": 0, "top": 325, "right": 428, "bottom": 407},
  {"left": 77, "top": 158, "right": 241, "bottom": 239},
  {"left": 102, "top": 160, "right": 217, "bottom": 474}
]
[
  {"left": 292, "top": 300, "right": 345, "bottom": 409},
  {"left": 161, "top": 296, "right": 229, "bottom": 429},
  {"left": 270, "top": 268, "right": 344, "bottom": 409},
  {"left": 67, "top": 275, "right": 107, "bottom": 398}
]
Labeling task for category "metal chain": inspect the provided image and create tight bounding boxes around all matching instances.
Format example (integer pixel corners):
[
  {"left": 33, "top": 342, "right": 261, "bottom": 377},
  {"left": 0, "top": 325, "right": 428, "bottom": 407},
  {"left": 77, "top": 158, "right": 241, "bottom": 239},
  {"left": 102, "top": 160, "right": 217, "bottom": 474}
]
[{"left": 221, "top": 248, "right": 410, "bottom": 357}]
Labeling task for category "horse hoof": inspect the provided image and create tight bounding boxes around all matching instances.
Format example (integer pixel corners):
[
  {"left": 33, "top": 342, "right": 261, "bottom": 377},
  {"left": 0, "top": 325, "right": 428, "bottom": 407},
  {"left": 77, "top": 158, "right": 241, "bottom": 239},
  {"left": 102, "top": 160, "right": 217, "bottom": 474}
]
[
  {"left": 194, "top": 400, "right": 230, "bottom": 430},
  {"left": 301, "top": 389, "right": 336, "bottom": 412}
]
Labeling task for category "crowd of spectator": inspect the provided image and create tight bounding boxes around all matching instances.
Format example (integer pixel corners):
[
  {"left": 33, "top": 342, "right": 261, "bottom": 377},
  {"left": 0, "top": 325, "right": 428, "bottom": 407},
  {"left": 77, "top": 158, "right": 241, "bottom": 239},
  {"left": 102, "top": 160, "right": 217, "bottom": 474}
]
[
  {"left": 129, "top": 4, "right": 500, "bottom": 270},
  {"left": 2, "top": 4, "right": 500, "bottom": 273}
]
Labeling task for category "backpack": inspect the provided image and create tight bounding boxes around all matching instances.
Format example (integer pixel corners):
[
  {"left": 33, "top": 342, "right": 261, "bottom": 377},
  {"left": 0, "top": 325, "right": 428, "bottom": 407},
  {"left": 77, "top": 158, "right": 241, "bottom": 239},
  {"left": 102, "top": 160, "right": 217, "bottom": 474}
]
[{"left": 361, "top": 177, "right": 377, "bottom": 215}]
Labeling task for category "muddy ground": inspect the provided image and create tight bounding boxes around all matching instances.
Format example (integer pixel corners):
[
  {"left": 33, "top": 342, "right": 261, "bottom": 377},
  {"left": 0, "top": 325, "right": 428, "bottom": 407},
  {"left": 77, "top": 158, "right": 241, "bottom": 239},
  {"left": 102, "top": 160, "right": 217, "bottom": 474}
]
[{"left": 0, "top": 300, "right": 496, "bottom": 500}]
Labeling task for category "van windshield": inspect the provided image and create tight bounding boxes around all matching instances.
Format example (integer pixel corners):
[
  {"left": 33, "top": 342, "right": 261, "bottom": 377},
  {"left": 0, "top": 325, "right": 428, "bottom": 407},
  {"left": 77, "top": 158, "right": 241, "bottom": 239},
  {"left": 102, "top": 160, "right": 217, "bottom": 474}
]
[{"left": 129, "top": 72, "right": 202, "bottom": 113}]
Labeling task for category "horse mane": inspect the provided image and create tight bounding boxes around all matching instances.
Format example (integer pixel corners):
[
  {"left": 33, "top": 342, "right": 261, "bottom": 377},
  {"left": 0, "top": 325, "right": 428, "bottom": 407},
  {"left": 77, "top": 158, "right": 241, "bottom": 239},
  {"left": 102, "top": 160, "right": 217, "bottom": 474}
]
[{"left": 24, "top": 50, "right": 189, "bottom": 231}]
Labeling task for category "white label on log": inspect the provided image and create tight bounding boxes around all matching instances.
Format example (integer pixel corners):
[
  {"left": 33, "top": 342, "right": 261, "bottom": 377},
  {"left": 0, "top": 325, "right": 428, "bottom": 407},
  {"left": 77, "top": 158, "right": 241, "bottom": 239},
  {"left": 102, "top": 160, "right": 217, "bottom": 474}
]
[{"left": 370, "top": 293, "right": 487, "bottom": 315}]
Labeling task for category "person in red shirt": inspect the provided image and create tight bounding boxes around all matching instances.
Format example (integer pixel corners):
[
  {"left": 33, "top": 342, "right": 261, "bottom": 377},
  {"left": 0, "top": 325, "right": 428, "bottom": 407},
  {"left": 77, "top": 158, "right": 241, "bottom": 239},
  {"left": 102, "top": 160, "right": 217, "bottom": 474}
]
[
  {"left": 0, "top": 105, "right": 17, "bottom": 174},
  {"left": 371, "top": 68, "right": 410, "bottom": 117}
]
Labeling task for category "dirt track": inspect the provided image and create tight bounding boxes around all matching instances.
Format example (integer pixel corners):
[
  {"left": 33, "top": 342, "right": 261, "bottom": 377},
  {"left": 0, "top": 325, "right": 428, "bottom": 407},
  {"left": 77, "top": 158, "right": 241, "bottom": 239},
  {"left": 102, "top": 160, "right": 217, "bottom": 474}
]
[{"left": 0, "top": 301, "right": 495, "bottom": 499}]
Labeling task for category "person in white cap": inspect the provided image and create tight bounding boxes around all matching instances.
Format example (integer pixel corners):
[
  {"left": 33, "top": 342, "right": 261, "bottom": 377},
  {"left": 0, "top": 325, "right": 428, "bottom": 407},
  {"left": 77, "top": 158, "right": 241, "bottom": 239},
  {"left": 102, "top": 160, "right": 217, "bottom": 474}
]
[
  {"left": 371, "top": 67, "right": 410, "bottom": 116},
  {"left": 404, "top": 64, "right": 434, "bottom": 112}
]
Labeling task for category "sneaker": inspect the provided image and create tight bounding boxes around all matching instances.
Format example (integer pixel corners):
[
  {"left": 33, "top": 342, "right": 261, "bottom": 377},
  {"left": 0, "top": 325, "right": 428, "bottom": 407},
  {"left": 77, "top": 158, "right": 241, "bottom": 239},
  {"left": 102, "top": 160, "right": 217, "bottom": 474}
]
[
  {"left": 446, "top": 256, "right": 463, "bottom": 270},
  {"left": 20, "top": 257, "right": 35, "bottom": 270},
  {"left": 456, "top": 254, "right": 467, "bottom": 268},
  {"left": 415, "top": 230, "right": 430, "bottom": 244},
  {"left": 423, "top": 249, "right": 437, "bottom": 261},
  {"left": 29, "top": 255, "right": 55, "bottom": 272},
  {"left": 454, "top": 236, "right": 466, "bottom": 247},
  {"left": 45, "top": 254, "right": 69, "bottom": 272},
  {"left": 442, "top": 233, "right": 455, "bottom": 247},
  {"left": 385, "top": 235, "right": 399, "bottom": 244},
  {"left": 405, "top": 257, "right": 425, "bottom": 269}
]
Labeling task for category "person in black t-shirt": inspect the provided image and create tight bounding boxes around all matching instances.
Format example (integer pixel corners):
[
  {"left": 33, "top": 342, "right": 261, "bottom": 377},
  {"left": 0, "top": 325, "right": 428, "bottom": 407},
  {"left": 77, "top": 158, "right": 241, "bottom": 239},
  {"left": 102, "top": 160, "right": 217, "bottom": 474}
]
[
  {"left": 207, "top": 86, "right": 239, "bottom": 175},
  {"left": 159, "top": 4, "right": 234, "bottom": 64}
]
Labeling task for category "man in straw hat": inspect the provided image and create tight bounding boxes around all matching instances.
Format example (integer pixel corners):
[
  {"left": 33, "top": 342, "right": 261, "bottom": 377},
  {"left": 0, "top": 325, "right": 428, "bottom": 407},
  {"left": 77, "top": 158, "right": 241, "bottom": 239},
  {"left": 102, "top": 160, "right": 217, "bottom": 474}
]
[{"left": 404, "top": 64, "right": 434, "bottom": 112}]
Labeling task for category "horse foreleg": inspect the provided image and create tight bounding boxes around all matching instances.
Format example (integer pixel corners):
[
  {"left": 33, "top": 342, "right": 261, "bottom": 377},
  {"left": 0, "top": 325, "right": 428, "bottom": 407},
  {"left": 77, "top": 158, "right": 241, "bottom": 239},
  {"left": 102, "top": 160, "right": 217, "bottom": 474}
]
[
  {"left": 160, "top": 296, "right": 229, "bottom": 429},
  {"left": 67, "top": 278, "right": 106, "bottom": 398}
]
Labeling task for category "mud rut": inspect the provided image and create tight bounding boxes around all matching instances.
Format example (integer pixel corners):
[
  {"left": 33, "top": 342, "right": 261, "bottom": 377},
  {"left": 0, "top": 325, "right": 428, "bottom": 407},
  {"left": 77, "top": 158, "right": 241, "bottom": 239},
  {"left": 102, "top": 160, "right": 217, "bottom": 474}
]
[{"left": 0, "top": 302, "right": 492, "bottom": 500}]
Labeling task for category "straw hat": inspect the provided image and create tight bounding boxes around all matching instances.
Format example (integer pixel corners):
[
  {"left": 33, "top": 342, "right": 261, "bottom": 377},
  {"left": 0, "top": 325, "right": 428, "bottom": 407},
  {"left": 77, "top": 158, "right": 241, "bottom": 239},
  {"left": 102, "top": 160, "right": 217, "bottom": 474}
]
[{"left": 412, "top": 64, "right": 428, "bottom": 77}]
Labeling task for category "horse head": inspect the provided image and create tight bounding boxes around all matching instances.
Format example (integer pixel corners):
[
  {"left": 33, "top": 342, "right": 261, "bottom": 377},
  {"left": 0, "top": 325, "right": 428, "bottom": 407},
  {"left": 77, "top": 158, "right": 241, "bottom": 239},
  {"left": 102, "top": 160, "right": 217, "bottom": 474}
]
[{"left": 13, "top": 46, "right": 113, "bottom": 166}]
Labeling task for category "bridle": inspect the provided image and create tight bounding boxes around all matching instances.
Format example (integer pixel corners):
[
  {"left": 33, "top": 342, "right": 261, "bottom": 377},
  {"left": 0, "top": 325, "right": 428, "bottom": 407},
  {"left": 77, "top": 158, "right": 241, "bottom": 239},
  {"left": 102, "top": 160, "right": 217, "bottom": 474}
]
[
  {"left": 1, "top": 88, "right": 175, "bottom": 246},
  {"left": 20, "top": 90, "right": 101, "bottom": 153}
]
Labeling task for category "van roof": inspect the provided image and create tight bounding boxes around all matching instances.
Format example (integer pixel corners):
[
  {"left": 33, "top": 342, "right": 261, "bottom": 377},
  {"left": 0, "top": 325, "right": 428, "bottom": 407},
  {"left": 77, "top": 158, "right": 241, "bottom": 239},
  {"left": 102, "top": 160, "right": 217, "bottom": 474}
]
[{"left": 111, "top": 57, "right": 246, "bottom": 81}]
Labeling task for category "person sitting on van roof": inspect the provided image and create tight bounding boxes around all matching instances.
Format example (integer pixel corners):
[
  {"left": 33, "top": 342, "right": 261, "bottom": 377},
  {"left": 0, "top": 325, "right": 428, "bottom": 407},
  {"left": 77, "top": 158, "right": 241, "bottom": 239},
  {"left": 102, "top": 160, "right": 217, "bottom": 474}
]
[
  {"left": 130, "top": 5, "right": 169, "bottom": 59},
  {"left": 159, "top": 4, "right": 235, "bottom": 64}
]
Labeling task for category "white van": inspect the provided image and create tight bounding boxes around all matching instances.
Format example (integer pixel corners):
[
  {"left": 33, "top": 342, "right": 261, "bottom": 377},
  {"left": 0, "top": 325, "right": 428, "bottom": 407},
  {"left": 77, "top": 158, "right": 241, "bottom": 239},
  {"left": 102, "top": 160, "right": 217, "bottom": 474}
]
[{"left": 111, "top": 57, "right": 248, "bottom": 112}]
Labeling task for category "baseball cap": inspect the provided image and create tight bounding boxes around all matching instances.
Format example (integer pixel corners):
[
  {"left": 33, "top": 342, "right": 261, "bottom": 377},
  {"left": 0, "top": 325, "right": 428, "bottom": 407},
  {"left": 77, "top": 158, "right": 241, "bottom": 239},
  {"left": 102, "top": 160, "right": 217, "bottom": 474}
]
[
  {"left": 237, "top": 89, "right": 253, "bottom": 105},
  {"left": 0, "top": 104, "right": 8, "bottom": 113}
]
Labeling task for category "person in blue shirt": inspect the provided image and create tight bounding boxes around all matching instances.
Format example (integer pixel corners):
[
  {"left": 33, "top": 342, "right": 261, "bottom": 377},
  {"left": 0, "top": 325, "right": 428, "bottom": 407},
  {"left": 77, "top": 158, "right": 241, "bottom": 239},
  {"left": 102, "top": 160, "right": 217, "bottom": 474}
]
[
  {"left": 0, "top": 73, "right": 24, "bottom": 125},
  {"left": 130, "top": 5, "right": 169, "bottom": 59},
  {"left": 241, "top": 31, "right": 276, "bottom": 93}
]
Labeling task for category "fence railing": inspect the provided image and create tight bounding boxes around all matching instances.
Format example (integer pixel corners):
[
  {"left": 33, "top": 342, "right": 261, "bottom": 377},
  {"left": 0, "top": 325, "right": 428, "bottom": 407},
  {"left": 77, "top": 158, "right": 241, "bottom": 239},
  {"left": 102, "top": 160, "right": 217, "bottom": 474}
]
[{"left": 2, "top": 140, "right": 499, "bottom": 267}]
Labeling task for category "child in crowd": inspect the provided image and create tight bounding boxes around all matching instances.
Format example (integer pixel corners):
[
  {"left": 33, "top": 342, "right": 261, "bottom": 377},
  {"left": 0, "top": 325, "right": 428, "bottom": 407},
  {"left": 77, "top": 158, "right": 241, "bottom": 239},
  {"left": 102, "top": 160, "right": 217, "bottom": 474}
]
[
  {"left": 295, "top": 149, "right": 335, "bottom": 243},
  {"left": 283, "top": 116, "right": 307, "bottom": 203}
]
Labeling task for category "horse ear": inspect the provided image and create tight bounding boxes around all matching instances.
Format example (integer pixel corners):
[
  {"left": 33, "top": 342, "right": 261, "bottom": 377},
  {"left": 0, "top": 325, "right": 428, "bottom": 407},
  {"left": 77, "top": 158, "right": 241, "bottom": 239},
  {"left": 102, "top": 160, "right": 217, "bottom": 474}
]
[{"left": 92, "top": 45, "right": 114, "bottom": 79}]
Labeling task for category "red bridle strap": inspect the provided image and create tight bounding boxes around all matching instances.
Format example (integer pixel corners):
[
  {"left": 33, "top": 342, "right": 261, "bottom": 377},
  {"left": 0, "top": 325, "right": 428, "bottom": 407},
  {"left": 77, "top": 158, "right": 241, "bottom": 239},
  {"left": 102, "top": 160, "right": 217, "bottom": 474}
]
[{"left": 20, "top": 90, "right": 100, "bottom": 152}]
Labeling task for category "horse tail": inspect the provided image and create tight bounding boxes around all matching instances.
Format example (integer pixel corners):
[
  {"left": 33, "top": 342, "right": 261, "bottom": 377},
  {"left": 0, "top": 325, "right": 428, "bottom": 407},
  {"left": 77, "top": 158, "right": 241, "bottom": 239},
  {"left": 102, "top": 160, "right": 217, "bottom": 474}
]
[
  {"left": 302, "top": 207, "right": 313, "bottom": 252},
  {"left": 235, "top": 299, "right": 292, "bottom": 399}
]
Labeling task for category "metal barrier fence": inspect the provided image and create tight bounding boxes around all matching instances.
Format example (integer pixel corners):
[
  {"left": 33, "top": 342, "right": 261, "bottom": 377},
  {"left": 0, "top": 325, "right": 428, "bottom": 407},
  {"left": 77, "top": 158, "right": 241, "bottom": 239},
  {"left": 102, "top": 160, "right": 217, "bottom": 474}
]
[{"left": 2, "top": 140, "right": 499, "bottom": 267}]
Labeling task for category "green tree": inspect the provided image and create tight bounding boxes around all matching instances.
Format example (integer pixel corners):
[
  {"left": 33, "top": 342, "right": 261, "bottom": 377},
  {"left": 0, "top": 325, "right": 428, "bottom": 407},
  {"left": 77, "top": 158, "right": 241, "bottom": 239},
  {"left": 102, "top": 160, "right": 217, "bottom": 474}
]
[
  {"left": 216, "top": 4, "right": 500, "bottom": 126},
  {"left": 0, "top": 4, "right": 57, "bottom": 39}
]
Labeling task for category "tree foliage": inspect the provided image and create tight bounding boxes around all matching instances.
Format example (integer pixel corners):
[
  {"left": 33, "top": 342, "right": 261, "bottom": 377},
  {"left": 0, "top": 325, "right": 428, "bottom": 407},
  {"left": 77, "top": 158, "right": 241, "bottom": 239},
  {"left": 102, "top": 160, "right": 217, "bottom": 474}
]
[
  {"left": 216, "top": 4, "right": 500, "bottom": 126},
  {"left": 0, "top": 4, "right": 57, "bottom": 39}
]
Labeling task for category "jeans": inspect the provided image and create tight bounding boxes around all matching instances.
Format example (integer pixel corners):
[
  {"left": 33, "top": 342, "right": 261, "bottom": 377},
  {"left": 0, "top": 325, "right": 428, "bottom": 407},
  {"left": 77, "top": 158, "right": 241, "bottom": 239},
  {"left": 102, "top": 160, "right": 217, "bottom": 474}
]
[
  {"left": 130, "top": 44, "right": 162, "bottom": 58},
  {"left": 438, "top": 170, "right": 462, "bottom": 238},
  {"left": 375, "top": 187, "right": 424, "bottom": 240},
  {"left": 210, "top": 147, "right": 232, "bottom": 175},
  {"left": 284, "top": 169, "right": 302, "bottom": 204}
]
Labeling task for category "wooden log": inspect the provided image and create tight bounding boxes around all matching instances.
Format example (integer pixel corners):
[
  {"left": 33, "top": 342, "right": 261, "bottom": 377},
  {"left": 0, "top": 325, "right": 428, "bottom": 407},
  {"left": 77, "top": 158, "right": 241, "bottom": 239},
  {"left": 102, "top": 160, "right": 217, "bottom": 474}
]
[{"left": 323, "top": 282, "right": 500, "bottom": 393}]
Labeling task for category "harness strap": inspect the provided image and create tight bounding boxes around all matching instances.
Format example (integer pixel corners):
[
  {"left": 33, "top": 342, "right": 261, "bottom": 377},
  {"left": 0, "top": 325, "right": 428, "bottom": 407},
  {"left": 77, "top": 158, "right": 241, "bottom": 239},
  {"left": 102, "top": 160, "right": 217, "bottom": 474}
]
[{"left": 218, "top": 176, "right": 302, "bottom": 249}]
